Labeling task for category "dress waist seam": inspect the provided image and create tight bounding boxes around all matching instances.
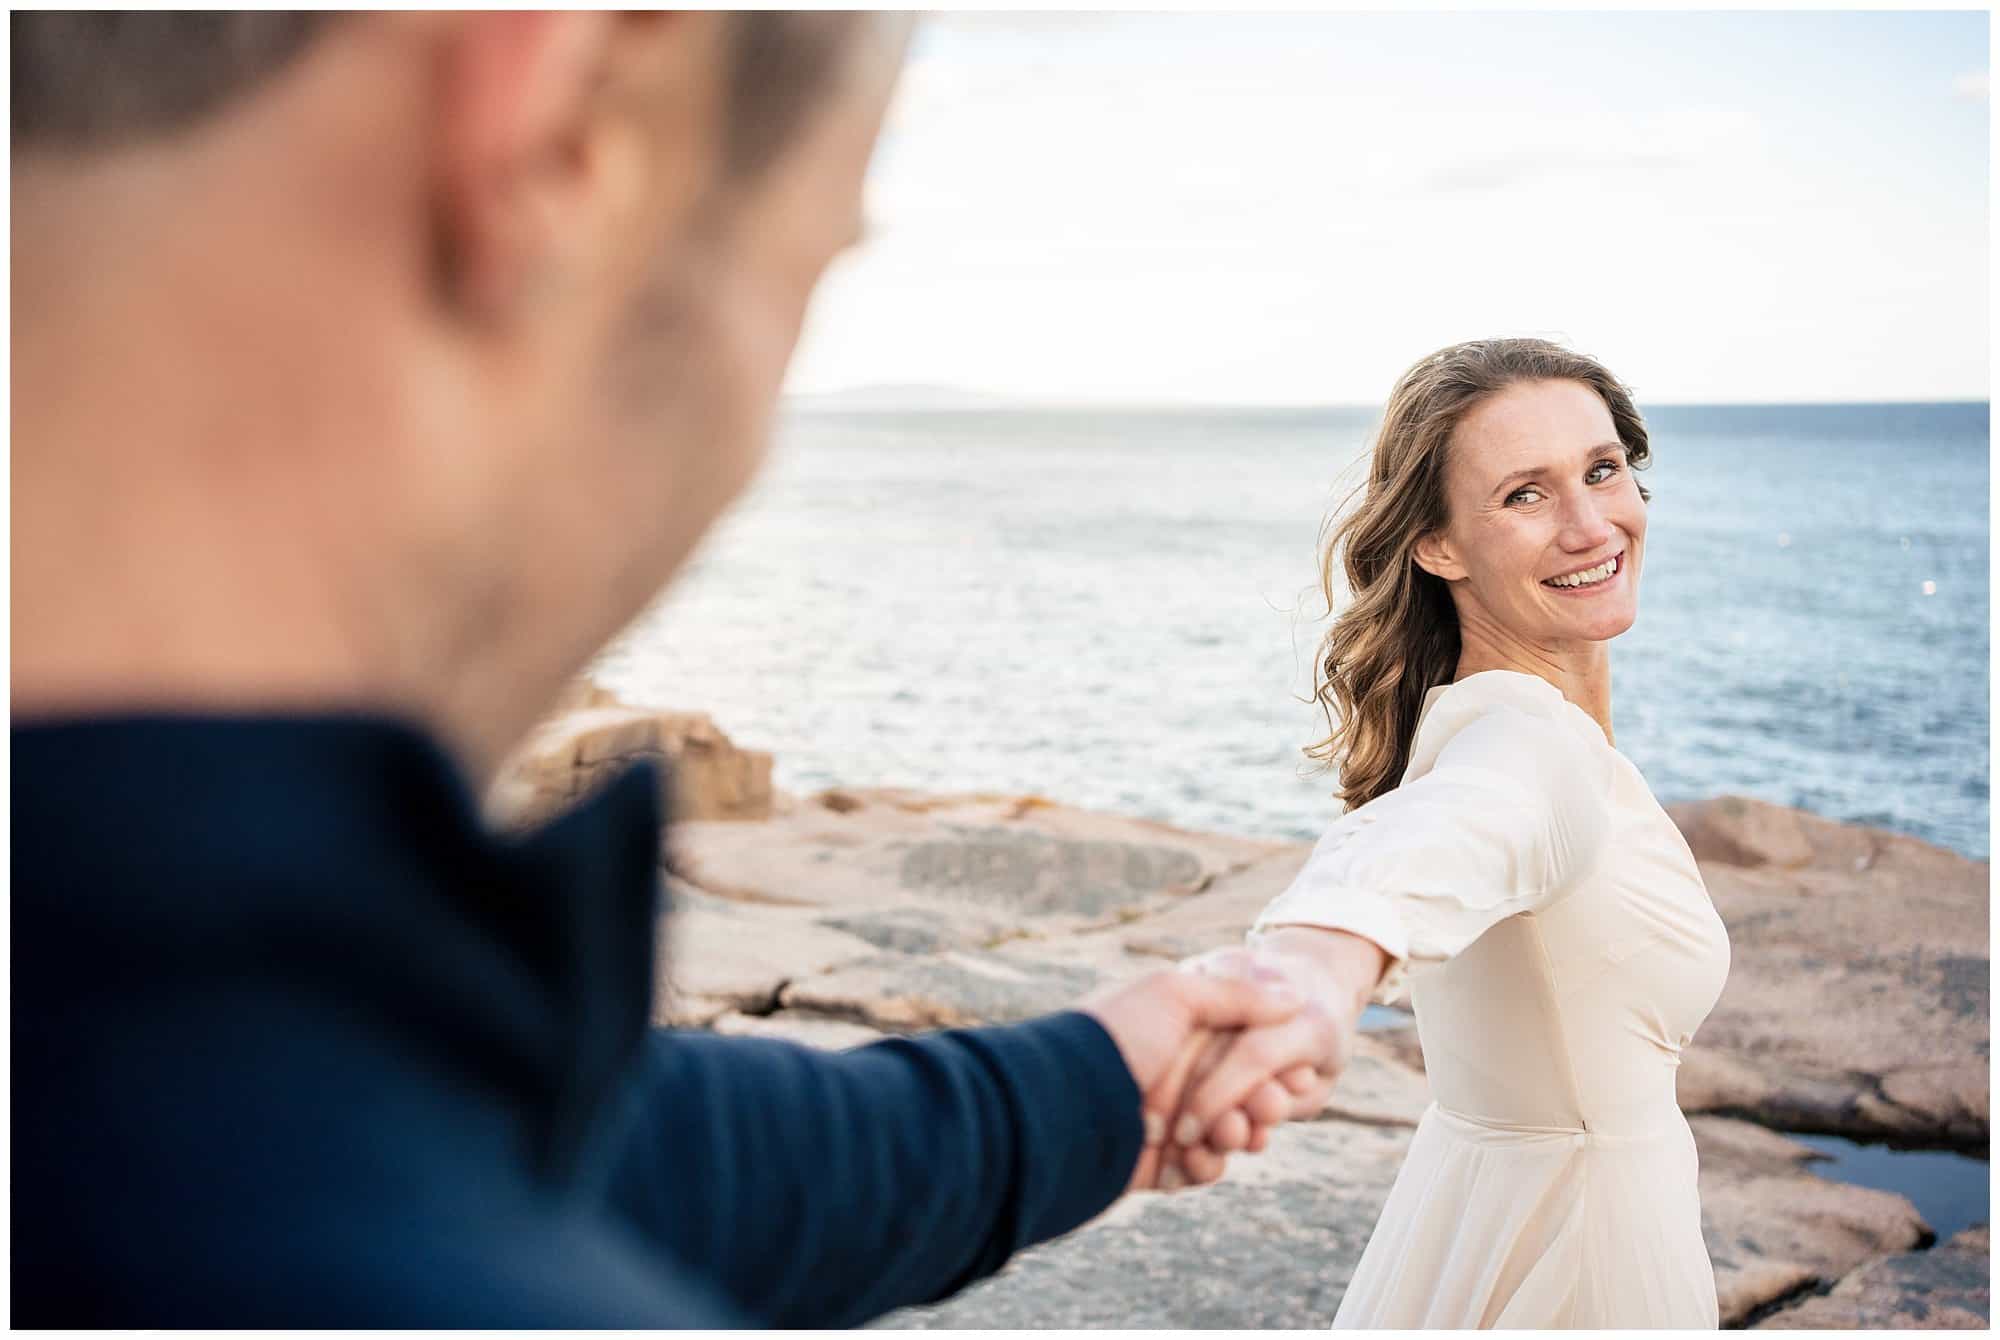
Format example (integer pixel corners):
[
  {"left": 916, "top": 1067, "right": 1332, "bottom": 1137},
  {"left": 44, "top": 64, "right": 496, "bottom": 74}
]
[{"left": 1428, "top": 1100, "right": 1685, "bottom": 1147}]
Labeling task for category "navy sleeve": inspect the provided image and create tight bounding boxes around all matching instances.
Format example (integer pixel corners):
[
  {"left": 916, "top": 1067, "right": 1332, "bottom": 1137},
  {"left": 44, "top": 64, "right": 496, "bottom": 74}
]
[{"left": 603, "top": 1009, "right": 1144, "bottom": 1328}]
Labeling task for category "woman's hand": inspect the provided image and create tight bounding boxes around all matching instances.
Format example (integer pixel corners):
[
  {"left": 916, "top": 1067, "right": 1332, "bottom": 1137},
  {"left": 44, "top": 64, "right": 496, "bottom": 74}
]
[{"left": 1148, "top": 930, "right": 1390, "bottom": 1186}]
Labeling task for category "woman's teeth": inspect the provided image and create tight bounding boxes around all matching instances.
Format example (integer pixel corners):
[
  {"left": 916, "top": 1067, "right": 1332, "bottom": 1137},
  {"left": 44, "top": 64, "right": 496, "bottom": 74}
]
[{"left": 1547, "top": 555, "right": 1620, "bottom": 589}]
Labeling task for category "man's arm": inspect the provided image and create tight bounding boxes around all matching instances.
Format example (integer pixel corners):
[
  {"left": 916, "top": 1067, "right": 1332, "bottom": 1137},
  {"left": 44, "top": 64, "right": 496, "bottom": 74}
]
[
  {"left": 604, "top": 1012, "right": 1138, "bottom": 1328},
  {"left": 601, "top": 968, "right": 1318, "bottom": 1328}
]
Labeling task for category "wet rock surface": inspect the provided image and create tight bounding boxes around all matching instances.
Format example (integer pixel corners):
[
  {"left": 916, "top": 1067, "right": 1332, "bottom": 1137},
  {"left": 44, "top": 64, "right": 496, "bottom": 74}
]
[
  {"left": 1692, "top": 1116, "right": 1933, "bottom": 1325},
  {"left": 1756, "top": 1225, "right": 1991, "bottom": 1330}
]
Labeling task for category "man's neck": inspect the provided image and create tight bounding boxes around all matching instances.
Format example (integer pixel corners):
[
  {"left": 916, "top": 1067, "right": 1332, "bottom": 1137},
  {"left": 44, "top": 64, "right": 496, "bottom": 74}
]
[
  {"left": 10, "top": 308, "right": 520, "bottom": 781},
  {"left": 11, "top": 498, "right": 545, "bottom": 786},
  {"left": 13, "top": 424, "right": 431, "bottom": 740}
]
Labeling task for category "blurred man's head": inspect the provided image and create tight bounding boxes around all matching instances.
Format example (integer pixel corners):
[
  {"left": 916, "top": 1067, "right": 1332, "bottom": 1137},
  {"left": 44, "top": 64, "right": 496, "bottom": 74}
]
[{"left": 12, "top": 12, "right": 907, "bottom": 775}]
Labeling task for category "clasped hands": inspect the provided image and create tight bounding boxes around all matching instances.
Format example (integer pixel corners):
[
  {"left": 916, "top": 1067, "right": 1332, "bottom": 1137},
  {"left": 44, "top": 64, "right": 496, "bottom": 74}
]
[{"left": 1084, "top": 929, "right": 1383, "bottom": 1195}]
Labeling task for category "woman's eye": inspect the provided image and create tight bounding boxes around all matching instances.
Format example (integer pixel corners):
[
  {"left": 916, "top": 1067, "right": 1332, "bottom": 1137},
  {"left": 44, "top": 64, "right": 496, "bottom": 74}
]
[
  {"left": 1587, "top": 459, "right": 1621, "bottom": 484},
  {"left": 1506, "top": 487, "right": 1541, "bottom": 506}
]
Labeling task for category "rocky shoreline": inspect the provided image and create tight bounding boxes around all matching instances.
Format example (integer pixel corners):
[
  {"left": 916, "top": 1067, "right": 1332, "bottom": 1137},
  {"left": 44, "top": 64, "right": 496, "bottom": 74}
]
[{"left": 494, "top": 689, "right": 1992, "bottom": 1329}]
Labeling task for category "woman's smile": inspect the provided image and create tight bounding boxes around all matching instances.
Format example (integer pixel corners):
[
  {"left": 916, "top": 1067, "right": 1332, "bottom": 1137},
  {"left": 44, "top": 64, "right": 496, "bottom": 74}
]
[{"left": 1541, "top": 549, "right": 1625, "bottom": 595}]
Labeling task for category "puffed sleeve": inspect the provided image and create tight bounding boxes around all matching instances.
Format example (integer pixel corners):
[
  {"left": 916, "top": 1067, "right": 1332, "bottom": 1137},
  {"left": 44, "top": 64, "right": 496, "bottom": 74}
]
[{"left": 1250, "top": 691, "right": 1612, "bottom": 1005}]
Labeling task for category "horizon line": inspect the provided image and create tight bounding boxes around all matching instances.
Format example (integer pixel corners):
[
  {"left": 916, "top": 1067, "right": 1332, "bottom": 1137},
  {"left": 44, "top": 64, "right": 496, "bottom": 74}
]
[{"left": 783, "top": 392, "right": 1991, "bottom": 412}]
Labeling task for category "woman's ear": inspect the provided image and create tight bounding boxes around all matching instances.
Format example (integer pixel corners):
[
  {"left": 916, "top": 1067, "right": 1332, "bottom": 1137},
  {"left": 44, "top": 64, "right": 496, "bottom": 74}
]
[{"left": 1411, "top": 530, "right": 1465, "bottom": 582}]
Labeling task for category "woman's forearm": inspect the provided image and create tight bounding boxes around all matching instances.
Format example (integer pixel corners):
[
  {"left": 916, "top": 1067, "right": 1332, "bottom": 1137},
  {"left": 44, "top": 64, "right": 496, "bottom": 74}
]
[{"left": 1249, "top": 925, "right": 1392, "bottom": 1016}]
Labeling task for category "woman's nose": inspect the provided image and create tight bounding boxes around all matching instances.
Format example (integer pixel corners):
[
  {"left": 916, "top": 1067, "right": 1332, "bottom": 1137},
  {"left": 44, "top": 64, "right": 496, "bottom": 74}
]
[{"left": 1559, "top": 492, "right": 1614, "bottom": 550}]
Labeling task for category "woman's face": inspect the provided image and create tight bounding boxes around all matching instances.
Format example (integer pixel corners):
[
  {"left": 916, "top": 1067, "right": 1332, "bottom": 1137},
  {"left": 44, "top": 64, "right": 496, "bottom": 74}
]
[{"left": 1415, "top": 378, "right": 1648, "bottom": 650}]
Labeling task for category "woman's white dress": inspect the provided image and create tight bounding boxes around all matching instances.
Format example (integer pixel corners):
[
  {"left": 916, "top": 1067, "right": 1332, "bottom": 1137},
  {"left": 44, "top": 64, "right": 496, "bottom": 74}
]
[{"left": 1253, "top": 670, "right": 1731, "bottom": 1328}]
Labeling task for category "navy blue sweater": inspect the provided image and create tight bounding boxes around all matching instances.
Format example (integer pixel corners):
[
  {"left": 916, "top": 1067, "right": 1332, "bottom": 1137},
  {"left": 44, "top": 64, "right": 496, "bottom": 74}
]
[{"left": 12, "top": 717, "right": 1143, "bottom": 1326}]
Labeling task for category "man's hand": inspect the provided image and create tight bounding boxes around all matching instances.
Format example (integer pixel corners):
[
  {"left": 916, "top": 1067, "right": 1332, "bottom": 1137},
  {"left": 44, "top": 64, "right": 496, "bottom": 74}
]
[{"left": 1080, "top": 964, "right": 1309, "bottom": 1192}]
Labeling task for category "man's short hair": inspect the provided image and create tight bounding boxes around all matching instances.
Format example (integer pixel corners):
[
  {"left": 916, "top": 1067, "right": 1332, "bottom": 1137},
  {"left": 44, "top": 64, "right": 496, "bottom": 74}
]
[
  {"left": 11, "top": 12, "right": 331, "bottom": 147},
  {"left": 11, "top": 11, "right": 869, "bottom": 175}
]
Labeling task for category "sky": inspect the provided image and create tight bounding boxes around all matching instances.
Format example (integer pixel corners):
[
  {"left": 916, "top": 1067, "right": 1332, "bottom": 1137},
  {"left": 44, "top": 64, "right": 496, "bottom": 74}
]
[{"left": 784, "top": 10, "right": 1990, "bottom": 406}]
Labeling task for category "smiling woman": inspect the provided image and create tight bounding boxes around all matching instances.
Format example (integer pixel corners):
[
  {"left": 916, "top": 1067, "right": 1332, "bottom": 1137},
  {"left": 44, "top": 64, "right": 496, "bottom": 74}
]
[
  {"left": 1306, "top": 337, "right": 1654, "bottom": 810},
  {"left": 1417, "top": 378, "right": 1649, "bottom": 656},
  {"left": 1240, "top": 338, "right": 1735, "bottom": 1327}
]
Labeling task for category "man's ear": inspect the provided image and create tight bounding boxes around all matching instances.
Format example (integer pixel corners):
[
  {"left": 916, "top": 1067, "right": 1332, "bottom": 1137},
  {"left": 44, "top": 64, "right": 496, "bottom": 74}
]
[
  {"left": 1411, "top": 530, "right": 1465, "bottom": 583},
  {"left": 427, "top": 11, "right": 718, "bottom": 327}
]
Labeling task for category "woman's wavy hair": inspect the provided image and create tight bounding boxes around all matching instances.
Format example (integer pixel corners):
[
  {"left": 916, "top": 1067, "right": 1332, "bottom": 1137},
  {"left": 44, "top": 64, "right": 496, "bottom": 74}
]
[{"left": 1306, "top": 337, "right": 1652, "bottom": 810}]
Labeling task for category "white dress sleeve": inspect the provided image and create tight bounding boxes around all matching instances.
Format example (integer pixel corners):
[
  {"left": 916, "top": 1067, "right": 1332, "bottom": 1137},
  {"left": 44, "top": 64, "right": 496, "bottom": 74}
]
[{"left": 1250, "top": 684, "right": 1612, "bottom": 1006}]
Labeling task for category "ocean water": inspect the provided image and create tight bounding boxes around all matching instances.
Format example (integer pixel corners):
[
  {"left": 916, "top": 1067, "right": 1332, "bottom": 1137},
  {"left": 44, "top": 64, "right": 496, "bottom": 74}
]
[{"left": 597, "top": 402, "right": 1989, "bottom": 860}]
